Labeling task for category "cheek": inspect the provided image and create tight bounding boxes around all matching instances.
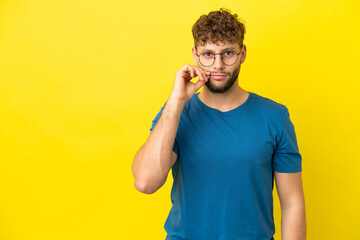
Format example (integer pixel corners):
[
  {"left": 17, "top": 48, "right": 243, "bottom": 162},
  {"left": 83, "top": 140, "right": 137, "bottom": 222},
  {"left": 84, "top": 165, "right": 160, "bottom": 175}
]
[
  {"left": 198, "top": 65, "right": 208, "bottom": 70},
  {"left": 198, "top": 66, "right": 212, "bottom": 74}
]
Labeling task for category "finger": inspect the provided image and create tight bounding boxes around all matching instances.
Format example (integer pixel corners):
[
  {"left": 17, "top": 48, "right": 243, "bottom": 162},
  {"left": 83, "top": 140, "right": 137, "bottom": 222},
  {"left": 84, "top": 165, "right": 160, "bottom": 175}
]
[
  {"left": 196, "top": 67, "right": 211, "bottom": 80},
  {"left": 193, "top": 78, "right": 206, "bottom": 92},
  {"left": 193, "top": 66, "right": 205, "bottom": 81},
  {"left": 189, "top": 66, "right": 195, "bottom": 78},
  {"left": 205, "top": 72, "right": 211, "bottom": 80},
  {"left": 184, "top": 65, "right": 193, "bottom": 79}
]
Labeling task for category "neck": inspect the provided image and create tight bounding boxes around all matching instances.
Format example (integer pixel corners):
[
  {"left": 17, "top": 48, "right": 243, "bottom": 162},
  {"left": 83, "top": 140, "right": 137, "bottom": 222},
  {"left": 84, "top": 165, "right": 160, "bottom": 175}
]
[{"left": 198, "top": 81, "right": 249, "bottom": 112}]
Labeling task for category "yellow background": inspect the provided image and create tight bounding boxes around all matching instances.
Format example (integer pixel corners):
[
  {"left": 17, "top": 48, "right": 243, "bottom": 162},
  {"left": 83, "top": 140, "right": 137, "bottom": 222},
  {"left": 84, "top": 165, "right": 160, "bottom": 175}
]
[{"left": 1, "top": 0, "right": 359, "bottom": 239}]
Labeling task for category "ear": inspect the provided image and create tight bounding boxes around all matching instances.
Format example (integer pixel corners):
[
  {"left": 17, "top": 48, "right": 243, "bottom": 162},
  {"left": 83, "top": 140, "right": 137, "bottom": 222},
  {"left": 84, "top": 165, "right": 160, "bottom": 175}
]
[
  {"left": 240, "top": 44, "right": 247, "bottom": 64},
  {"left": 192, "top": 47, "right": 199, "bottom": 65}
]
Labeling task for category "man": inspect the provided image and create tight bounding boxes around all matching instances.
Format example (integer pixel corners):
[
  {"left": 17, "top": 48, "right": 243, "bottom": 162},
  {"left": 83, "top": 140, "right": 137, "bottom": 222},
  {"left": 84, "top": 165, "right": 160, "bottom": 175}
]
[{"left": 132, "top": 8, "right": 306, "bottom": 240}]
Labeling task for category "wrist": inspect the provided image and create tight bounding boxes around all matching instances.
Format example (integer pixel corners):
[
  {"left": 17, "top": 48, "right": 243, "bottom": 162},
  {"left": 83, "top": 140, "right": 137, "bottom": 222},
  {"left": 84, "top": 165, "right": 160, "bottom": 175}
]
[
  {"left": 168, "top": 94, "right": 187, "bottom": 106},
  {"left": 165, "top": 95, "right": 186, "bottom": 116}
]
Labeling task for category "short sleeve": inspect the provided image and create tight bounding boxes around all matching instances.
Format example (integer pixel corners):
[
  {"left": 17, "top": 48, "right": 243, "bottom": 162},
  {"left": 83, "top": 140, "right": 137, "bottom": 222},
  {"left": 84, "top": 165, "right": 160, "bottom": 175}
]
[
  {"left": 149, "top": 103, "right": 179, "bottom": 156},
  {"left": 272, "top": 108, "right": 302, "bottom": 173}
]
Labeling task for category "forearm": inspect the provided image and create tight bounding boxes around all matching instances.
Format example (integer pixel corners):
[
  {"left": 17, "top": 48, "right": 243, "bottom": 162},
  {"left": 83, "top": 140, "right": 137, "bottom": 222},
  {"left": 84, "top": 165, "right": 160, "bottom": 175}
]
[
  {"left": 281, "top": 204, "right": 306, "bottom": 240},
  {"left": 133, "top": 96, "right": 185, "bottom": 192}
]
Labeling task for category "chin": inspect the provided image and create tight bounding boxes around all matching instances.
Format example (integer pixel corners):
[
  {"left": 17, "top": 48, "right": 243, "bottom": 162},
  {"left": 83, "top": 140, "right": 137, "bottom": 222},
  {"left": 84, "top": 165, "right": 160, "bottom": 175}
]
[{"left": 205, "top": 79, "right": 234, "bottom": 93}]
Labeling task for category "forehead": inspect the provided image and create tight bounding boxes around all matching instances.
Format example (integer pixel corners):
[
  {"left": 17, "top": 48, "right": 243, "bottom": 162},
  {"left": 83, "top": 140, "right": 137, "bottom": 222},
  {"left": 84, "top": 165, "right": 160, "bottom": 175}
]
[{"left": 197, "top": 41, "right": 239, "bottom": 52}]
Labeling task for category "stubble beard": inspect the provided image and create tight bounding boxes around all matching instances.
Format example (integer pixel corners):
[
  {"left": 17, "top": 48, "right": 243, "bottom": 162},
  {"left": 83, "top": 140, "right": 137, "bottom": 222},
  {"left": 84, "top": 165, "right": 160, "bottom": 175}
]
[{"left": 205, "top": 63, "right": 241, "bottom": 93}]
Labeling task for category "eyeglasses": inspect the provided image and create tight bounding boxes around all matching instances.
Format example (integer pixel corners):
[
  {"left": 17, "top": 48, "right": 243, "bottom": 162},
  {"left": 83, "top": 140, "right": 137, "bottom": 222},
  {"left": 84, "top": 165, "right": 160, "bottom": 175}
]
[{"left": 195, "top": 50, "right": 241, "bottom": 67}]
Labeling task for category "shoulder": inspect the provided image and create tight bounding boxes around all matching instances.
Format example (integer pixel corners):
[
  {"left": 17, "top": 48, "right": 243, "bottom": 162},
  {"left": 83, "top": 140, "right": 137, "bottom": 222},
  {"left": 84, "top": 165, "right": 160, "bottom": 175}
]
[
  {"left": 250, "top": 92, "right": 289, "bottom": 119},
  {"left": 181, "top": 92, "right": 201, "bottom": 113}
]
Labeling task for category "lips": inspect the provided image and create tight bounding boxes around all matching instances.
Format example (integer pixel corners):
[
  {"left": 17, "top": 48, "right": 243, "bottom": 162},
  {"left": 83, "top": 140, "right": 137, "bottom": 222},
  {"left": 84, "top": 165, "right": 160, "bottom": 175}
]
[{"left": 211, "top": 74, "right": 227, "bottom": 80}]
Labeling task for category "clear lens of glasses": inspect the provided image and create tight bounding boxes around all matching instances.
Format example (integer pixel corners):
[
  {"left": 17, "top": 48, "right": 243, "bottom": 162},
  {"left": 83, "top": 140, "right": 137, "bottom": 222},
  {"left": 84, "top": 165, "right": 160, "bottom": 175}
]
[{"left": 199, "top": 51, "right": 238, "bottom": 67}]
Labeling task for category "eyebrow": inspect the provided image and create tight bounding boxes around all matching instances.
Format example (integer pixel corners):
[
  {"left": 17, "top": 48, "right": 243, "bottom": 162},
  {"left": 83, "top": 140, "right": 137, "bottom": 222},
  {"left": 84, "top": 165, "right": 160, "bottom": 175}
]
[{"left": 201, "top": 47, "right": 236, "bottom": 53}]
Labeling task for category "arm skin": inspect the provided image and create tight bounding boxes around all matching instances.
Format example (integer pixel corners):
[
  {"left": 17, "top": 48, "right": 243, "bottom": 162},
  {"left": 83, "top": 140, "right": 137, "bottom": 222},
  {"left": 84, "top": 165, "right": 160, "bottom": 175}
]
[
  {"left": 274, "top": 171, "right": 306, "bottom": 240},
  {"left": 132, "top": 96, "right": 184, "bottom": 194}
]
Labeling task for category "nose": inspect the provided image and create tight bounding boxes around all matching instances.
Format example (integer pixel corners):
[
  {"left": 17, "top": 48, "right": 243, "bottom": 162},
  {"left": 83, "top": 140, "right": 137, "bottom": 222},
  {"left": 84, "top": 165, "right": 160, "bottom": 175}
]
[{"left": 213, "top": 54, "right": 225, "bottom": 70}]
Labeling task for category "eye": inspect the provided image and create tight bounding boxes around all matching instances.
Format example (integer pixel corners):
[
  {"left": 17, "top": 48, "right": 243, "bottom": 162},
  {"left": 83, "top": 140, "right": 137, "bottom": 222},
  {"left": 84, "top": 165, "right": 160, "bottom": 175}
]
[
  {"left": 223, "top": 51, "right": 234, "bottom": 56},
  {"left": 201, "top": 52, "right": 214, "bottom": 59}
]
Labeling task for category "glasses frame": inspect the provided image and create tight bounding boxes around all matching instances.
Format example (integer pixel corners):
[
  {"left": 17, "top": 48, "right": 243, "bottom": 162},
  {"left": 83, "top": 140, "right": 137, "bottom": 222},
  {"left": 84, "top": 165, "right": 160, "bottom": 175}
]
[{"left": 195, "top": 49, "right": 241, "bottom": 67}]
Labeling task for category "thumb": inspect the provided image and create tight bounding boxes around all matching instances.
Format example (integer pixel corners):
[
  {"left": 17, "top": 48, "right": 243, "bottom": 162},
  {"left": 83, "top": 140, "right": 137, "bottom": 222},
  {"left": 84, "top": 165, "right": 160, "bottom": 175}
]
[{"left": 193, "top": 79, "right": 206, "bottom": 93}]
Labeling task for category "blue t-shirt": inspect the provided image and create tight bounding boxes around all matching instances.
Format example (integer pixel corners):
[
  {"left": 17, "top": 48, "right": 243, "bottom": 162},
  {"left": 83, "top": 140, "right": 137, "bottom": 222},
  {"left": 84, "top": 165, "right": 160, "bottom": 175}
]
[{"left": 149, "top": 91, "right": 302, "bottom": 240}]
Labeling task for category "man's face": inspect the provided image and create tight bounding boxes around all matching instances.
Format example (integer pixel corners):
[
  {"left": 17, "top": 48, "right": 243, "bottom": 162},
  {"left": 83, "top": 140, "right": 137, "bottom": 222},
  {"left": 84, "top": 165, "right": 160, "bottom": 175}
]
[{"left": 192, "top": 41, "right": 246, "bottom": 93}]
